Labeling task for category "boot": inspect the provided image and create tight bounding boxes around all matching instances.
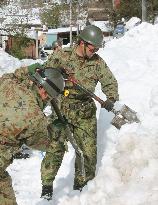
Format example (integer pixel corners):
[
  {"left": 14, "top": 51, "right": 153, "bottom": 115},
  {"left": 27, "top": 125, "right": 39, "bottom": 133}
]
[
  {"left": 13, "top": 144, "right": 32, "bottom": 159},
  {"left": 12, "top": 152, "right": 30, "bottom": 159},
  {"left": 41, "top": 185, "right": 53, "bottom": 201}
]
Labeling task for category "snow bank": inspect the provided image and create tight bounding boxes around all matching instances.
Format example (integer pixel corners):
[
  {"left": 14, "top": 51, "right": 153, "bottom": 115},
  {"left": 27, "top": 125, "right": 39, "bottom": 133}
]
[{"left": 0, "top": 50, "right": 43, "bottom": 76}]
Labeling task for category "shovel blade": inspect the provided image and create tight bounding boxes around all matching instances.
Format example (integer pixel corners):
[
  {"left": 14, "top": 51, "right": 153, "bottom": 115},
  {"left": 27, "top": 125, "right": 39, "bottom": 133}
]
[
  {"left": 120, "top": 105, "right": 140, "bottom": 123},
  {"left": 111, "top": 105, "right": 140, "bottom": 129},
  {"left": 111, "top": 115, "right": 126, "bottom": 129}
]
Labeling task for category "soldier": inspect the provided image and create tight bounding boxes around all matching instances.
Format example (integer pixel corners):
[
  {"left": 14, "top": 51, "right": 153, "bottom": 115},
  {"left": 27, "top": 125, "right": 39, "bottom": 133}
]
[
  {"left": 52, "top": 40, "right": 62, "bottom": 53},
  {"left": 41, "top": 25, "right": 119, "bottom": 200},
  {"left": 0, "top": 66, "right": 64, "bottom": 204}
]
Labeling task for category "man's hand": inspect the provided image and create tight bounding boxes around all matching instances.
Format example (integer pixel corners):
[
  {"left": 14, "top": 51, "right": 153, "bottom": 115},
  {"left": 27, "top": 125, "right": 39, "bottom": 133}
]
[
  {"left": 41, "top": 185, "right": 53, "bottom": 201},
  {"left": 101, "top": 99, "right": 114, "bottom": 112},
  {"left": 28, "top": 63, "right": 43, "bottom": 75}
]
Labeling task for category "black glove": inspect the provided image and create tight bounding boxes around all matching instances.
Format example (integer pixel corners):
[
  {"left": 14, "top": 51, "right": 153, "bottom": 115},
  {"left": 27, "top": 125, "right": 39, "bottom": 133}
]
[
  {"left": 58, "top": 67, "right": 69, "bottom": 78},
  {"left": 41, "top": 185, "right": 53, "bottom": 201},
  {"left": 101, "top": 99, "right": 114, "bottom": 112},
  {"left": 13, "top": 152, "right": 30, "bottom": 159}
]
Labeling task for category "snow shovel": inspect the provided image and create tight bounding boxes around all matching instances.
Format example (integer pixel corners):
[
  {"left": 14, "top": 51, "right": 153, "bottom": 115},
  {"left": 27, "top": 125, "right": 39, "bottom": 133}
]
[
  {"left": 110, "top": 105, "right": 140, "bottom": 129},
  {"left": 69, "top": 80, "right": 140, "bottom": 129}
]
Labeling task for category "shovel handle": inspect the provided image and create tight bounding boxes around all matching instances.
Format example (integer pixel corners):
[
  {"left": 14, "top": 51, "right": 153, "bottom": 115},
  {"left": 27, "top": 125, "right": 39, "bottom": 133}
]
[
  {"left": 66, "top": 76, "right": 140, "bottom": 128},
  {"left": 67, "top": 78, "right": 118, "bottom": 114}
]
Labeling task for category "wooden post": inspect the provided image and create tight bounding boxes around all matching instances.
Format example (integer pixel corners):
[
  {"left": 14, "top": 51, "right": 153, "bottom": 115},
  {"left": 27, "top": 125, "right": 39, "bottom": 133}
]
[
  {"left": 69, "top": 0, "right": 73, "bottom": 47},
  {"left": 142, "top": 0, "right": 147, "bottom": 22},
  {"left": 35, "top": 30, "right": 38, "bottom": 59}
]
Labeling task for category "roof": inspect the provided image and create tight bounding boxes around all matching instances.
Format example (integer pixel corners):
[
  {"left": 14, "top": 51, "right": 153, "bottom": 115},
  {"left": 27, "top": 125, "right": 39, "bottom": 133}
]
[
  {"left": 92, "top": 21, "right": 113, "bottom": 32},
  {"left": 47, "top": 27, "right": 77, "bottom": 34}
]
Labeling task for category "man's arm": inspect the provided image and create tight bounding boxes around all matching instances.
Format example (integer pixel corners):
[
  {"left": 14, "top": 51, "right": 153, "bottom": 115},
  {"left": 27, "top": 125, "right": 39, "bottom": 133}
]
[
  {"left": 14, "top": 63, "right": 43, "bottom": 81},
  {"left": 43, "top": 53, "right": 62, "bottom": 68},
  {"left": 43, "top": 48, "right": 70, "bottom": 68},
  {"left": 97, "top": 60, "right": 119, "bottom": 102}
]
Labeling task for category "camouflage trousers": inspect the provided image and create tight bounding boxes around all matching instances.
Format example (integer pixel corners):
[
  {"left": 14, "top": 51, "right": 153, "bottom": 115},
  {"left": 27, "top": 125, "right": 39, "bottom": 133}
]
[
  {"left": 41, "top": 100, "right": 97, "bottom": 190},
  {"left": 0, "top": 124, "right": 49, "bottom": 205},
  {"left": 0, "top": 145, "right": 18, "bottom": 205}
]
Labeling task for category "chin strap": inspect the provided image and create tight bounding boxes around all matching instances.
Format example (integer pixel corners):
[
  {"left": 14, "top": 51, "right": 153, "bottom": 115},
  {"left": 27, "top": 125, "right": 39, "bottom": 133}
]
[{"left": 83, "top": 43, "right": 88, "bottom": 61}]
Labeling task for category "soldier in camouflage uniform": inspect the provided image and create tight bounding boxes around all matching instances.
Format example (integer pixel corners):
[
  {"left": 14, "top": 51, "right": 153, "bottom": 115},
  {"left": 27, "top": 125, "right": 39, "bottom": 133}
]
[
  {"left": 0, "top": 66, "right": 64, "bottom": 205},
  {"left": 40, "top": 25, "right": 119, "bottom": 199},
  {"left": 52, "top": 40, "right": 62, "bottom": 52}
]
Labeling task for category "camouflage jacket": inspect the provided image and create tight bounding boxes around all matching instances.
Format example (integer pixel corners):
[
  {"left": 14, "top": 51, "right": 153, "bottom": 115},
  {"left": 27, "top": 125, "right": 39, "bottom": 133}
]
[
  {"left": 0, "top": 69, "right": 49, "bottom": 149},
  {"left": 44, "top": 46, "right": 119, "bottom": 102}
]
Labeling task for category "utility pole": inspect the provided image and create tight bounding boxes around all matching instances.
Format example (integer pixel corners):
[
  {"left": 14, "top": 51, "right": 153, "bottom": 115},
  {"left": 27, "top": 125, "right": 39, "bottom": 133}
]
[
  {"left": 69, "top": 0, "right": 73, "bottom": 47},
  {"left": 35, "top": 30, "right": 39, "bottom": 59},
  {"left": 76, "top": 3, "right": 80, "bottom": 36},
  {"left": 142, "top": 0, "right": 147, "bottom": 22}
]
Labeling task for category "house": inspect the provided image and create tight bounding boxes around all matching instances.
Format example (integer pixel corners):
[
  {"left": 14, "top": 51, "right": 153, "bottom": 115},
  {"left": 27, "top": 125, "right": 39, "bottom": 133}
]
[
  {"left": 87, "top": 0, "right": 113, "bottom": 21},
  {"left": 113, "top": 0, "right": 121, "bottom": 9},
  {"left": 44, "top": 27, "right": 77, "bottom": 47}
]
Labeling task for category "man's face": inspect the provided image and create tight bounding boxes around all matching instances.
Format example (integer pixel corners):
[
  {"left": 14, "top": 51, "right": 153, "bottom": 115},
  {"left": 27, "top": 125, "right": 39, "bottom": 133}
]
[
  {"left": 53, "top": 45, "right": 62, "bottom": 52},
  {"left": 76, "top": 41, "right": 99, "bottom": 59},
  {"left": 84, "top": 43, "right": 99, "bottom": 58},
  {"left": 38, "top": 87, "right": 49, "bottom": 101}
]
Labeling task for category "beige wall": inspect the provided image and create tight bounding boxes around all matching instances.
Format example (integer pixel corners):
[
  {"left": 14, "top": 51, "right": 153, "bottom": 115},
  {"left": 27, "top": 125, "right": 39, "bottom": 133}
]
[{"left": 38, "top": 32, "right": 47, "bottom": 47}]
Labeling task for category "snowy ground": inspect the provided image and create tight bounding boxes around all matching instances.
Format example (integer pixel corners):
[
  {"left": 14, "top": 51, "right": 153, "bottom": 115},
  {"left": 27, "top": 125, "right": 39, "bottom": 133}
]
[{"left": 1, "top": 21, "right": 158, "bottom": 205}]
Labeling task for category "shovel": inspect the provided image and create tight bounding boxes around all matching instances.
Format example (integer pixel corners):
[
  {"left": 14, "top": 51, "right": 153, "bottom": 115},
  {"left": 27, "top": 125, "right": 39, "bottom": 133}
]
[
  {"left": 110, "top": 105, "right": 140, "bottom": 129},
  {"left": 69, "top": 80, "right": 140, "bottom": 129}
]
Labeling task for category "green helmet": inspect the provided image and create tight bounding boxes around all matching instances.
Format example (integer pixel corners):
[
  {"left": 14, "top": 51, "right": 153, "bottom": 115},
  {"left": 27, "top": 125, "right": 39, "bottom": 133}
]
[
  {"left": 33, "top": 68, "right": 64, "bottom": 97},
  {"left": 79, "top": 25, "right": 103, "bottom": 48}
]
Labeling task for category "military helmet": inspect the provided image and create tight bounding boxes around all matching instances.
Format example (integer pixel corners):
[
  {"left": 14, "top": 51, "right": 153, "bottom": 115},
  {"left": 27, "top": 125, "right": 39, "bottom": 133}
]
[
  {"left": 52, "top": 40, "right": 62, "bottom": 49},
  {"left": 79, "top": 25, "right": 103, "bottom": 48},
  {"left": 33, "top": 68, "right": 64, "bottom": 97}
]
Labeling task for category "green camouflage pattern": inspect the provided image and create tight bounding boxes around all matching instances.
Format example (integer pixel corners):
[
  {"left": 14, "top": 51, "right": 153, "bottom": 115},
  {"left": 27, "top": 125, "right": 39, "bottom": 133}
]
[
  {"left": 0, "top": 69, "right": 50, "bottom": 204},
  {"left": 0, "top": 145, "right": 17, "bottom": 205},
  {"left": 44, "top": 46, "right": 119, "bottom": 100},
  {"left": 41, "top": 110, "right": 97, "bottom": 188},
  {"left": 41, "top": 46, "right": 119, "bottom": 189}
]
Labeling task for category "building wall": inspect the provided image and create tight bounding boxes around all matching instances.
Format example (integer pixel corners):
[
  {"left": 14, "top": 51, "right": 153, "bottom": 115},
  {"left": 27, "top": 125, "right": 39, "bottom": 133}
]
[
  {"left": 6, "top": 36, "right": 36, "bottom": 59},
  {"left": 114, "top": 0, "right": 120, "bottom": 9},
  {"left": 87, "top": 0, "right": 113, "bottom": 21},
  {"left": 39, "top": 32, "right": 47, "bottom": 47},
  {"left": 24, "top": 43, "right": 36, "bottom": 59}
]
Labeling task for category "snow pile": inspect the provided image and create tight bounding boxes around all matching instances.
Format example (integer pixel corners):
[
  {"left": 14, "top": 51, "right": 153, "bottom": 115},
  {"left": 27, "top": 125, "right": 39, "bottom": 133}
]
[
  {"left": 0, "top": 49, "right": 43, "bottom": 76},
  {"left": 58, "top": 22, "right": 158, "bottom": 205},
  {"left": 125, "top": 17, "right": 141, "bottom": 30}
]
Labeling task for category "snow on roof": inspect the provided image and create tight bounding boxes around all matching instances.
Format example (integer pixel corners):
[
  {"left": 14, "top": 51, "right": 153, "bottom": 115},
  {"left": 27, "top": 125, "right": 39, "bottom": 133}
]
[
  {"left": 92, "top": 21, "right": 113, "bottom": 32},
  {"left": 47, "top": 27, "right": 77, "bottom": 34},
  {"left": 0, "top": 3, "right": 41, "bottom": 30}
]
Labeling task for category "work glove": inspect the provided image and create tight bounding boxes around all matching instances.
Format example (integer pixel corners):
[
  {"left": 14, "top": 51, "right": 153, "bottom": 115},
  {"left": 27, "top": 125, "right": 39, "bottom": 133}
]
[
  {"left": 52, "top": 117, "right": 68, "bottom": 129},
  {"left": 28, "top": 63, "right": 43, "bottom": 75},
  {"left": 58, "top": 67, "right": 69, "bottom": 78},
  {"left": 12, "top": 152, "right": 30, "bottom": 159},
  {"left": 41, "top": 185, "right": 53, "bottom": 201},
  {"left": 101, "top": 99, "right": 114, "bottom": 112}
]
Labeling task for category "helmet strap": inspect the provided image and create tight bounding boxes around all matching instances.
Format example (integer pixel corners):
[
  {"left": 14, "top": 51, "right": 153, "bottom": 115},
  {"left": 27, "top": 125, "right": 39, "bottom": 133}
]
[{"left": 83, "top": 42, "right": 89, "bottom": 60}]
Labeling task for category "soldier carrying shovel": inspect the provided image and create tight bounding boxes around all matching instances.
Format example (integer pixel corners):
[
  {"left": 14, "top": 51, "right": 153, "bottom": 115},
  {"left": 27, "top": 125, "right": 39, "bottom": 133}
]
[{"left": 40, "top": 25, "right": 119, "bottom": 200}]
